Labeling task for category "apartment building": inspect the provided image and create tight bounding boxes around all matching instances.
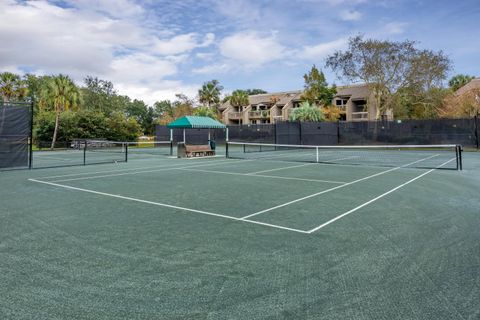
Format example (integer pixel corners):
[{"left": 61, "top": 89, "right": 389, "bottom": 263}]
[
  {"left": 221, "top": 84, "right": 392, "bottom": 125},
  {"left": 333, "top": 83, "right": 393, "bottom": 121},
  {"left": 220, "top": 91, "right": 304, "bottom": 125}
]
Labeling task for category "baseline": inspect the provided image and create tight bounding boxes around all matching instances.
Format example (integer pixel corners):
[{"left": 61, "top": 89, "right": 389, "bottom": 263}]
[{"left": 28, "top": 178, "right": 309, "bottom": 234}]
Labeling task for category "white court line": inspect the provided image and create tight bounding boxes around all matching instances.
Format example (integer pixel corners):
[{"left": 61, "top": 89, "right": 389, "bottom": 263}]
[
  {"left": 307, "top": 157, "right": 456, "bottom": 233},
  {"left": 34, "top": 151, "right": 83, "bottom": 156},
  {"left": 176, "top": 167, "right": 346, "bottom": 184},
  {"left": 183, "top": 155, "right": 225, "bottom": 160},
  {"left": 49, "top": 159, "right": 253, "bottom": 183},
  {"left": 35, "top": 158, "right": 185, "bottom": 179},
  {"left": 34, "top": 156, "right": 74, "bottom": 162},
  {"left": 27, "top": 178, "right": 309, "bottom": 234},
  {"left": 240, "top": 154, "right": 440, "bottom": 220}
]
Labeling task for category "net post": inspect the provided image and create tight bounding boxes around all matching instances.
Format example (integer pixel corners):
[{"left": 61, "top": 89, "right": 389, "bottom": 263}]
[
  {"left": 225, "top": 127, "right": 229, "bottom": 158},
  {"left": 457, "top": 145, "right": 462, "bottom": 170},
  {"left": 29, "top": 100, "right": 34, "bottom": 169},
  {"left": 169, "top": 129, "right": 174, "bottom": 156},
  {"left": 83, "top": 140, "right": 87, "bottom": 165},
  {"left": 125, "top": 142, "right": 128, "bottom": 162},
  {"left": 316, "top": 146, "right": 319, "bottom": 163}
]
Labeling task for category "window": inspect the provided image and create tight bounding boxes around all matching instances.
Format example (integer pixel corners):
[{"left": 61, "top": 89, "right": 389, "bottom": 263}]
[{"left": 335, "top": 98, "right": 349, "bottom": 108}]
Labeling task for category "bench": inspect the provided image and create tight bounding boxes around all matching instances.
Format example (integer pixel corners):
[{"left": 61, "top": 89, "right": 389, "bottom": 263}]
[{"left": 185, "top": 144, "right": 215, "bottom": 158}]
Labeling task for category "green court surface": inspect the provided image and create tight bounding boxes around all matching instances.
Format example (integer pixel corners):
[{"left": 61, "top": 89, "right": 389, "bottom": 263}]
[{"left": 1, "top": 150, "right": 479, "bottom": 319}]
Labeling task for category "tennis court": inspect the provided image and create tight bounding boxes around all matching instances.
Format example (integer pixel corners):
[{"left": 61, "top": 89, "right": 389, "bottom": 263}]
[{"left": 1, "top": 145, "right": 479, "bottom": 319}]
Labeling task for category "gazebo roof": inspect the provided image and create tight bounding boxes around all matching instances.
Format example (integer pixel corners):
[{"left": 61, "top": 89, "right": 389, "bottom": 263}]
[{"left": 167, "top": 116, "right": 226, "bottom": 129}]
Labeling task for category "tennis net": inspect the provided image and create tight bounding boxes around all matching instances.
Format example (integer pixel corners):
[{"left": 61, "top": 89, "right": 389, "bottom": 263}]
[
  {"left": 84, "top": 140, "right": 127, "bottom": 164},
  {"left": 126, "top": 141, "right": 173, "bottom": 157},
  {"left": 226, "top": 142, "right": 462, "bottom": 170}
]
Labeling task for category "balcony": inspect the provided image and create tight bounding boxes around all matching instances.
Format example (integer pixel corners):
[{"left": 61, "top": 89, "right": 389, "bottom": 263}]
[
  {"left": 228, "top": 112, "right": 243, "bottom": 119},
  {"left": 248, "top": 110, "right": 270, "bottom": 119},
  {"left": 351, "top": 111, "right": 369, "bottom": 121}
]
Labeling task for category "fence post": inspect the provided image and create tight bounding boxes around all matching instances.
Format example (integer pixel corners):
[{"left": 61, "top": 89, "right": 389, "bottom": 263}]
[
  {"left": 298, "top": 121, "right": 303, "bottom": 145},
  {"left": 83, "top": 140, "right": 87, "bottom": 165},
  {"left": 336, "top": 121, "right": 340, "bottom": 145},
  {"left": 475, "top": 115, "right": 479, "bottom": 149},
  {"left": 29, "top": 101, "right": 34, "bottom": 169}
]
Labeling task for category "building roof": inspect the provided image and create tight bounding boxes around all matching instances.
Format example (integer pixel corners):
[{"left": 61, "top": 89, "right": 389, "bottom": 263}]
[
  {"left": 167, "top": 116, "right": 226, "bottom": 129},
  {"left": 455, "top": 78, "right": 480, "bottom": 97},
  {"left": 335, "top": 83, "right": 371, "bottom": 100}
]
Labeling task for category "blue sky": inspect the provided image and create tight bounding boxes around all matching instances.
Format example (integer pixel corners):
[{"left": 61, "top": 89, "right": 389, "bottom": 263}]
[{"left": 0, "top": 0, "right": 479, "bottom": 104}]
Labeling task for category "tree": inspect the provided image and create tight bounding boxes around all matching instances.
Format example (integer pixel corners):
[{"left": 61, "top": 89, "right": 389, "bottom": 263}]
[
  {"left": 82, "top": 76, "right": 120, "bottom": 114},
  {"left": 244, "top": 89, "right": 267, "bottom": 95},
  {"left": 302, "top": 65, "right": 336, "bottom": 106},
  {"left": 193, "top": 106, "right": 219, "bottom": 119},
  {"left": 125, "top": 99, "right": 152, "bottom": 134},
  {"left": 198, "top": 80, "right": 223, "bottom": 109},
  {"left": 448, "top": 74, "right": 475, "bottom": 92},
  {"left": 156, "top": 94, "right": 194, "bottom": 125},
  {"left": 442, "top": 87, "right": 480, "bottom": 118},
  {"left": 42, "top": 75, "right": 81, "bottom": 149},
  {"left": 24, "top": 74, "right": 50, "bottom": 108},
  {"left": 173, "top": 94, "right": 194, "bottom": 118},
  {"left": 289, "top": 101, "right": 324, "bottom": 122},
  {"left": 326, "top": 35, "right": 451, "bottom": 119},
  {"left": 0, "top": 72, "right": 27, "bottom": 103},
  {"left": 322, "top": 105, "right": 343, "bottom": 121},
  {"left": 153, "top": 100, "right": 174, "bottom": 118},
  {"left": 228, "top": 90, "right": 249, "bottom": 110},
  {"left": 392, "top": 86, "right": 451, "bottom": 119}
]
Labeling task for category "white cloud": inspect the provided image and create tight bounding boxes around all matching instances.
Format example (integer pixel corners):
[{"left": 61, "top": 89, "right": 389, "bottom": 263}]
[
  {"left": 299, "top": 38, "right": 347, "bottom": 60},
  {"left": 109, "top": 53, "right": 177, "bottom": 83},
  {"left": 192, "top": 63, "right": 231, "bottom": 74},
  {"left": 153, "top": 33, "right": 214, "bottom": 56},
  {"left": 0, "top": 1, "right": 214, "bottom": 103},
  {"left": 213, "top": 0, "right": 261, "bottom": 25},
  {"left": 0, "top": 0, "right": 144, "bottom": 78},
  {"left": 219, "top": 32, "right": 286, "bottom": 66},
  {"left": 340, "top": 10, "right": 362, "bottom": 21},
  {"left": 116, "top": 82, "right": 199, "bottom": 105},
  {"left": 384, "top": 22, "right": 408, "bottom": 35},
  {"left": 66, "top": 0, "right": 144, "bottom": 18}
]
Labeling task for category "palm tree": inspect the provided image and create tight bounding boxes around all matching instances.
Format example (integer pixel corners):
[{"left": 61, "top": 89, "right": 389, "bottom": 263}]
[
  {"left": 229, "top": 90, "right": 249, "bottom": 111},
  {"left": 289, "top": 101, "right": 324, "bottom": 122},
  {"left": 42, "top": 75, "right": 81, "bottom": 149},
  {"left": 0, "top": 72, "right": 27, "bottom": 103},
  {"left": 198, "top": 80, "right": 223, "bottom": 110}
]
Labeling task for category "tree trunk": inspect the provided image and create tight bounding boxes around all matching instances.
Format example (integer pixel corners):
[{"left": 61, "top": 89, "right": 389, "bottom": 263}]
[{"left": 51, "top": 111, "right": 60, "bottom": 150}]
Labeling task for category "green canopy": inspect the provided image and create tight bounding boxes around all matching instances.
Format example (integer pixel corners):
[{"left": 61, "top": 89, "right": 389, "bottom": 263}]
[{"left": 167, "top": 116, "right": 226, "bottom": 129}]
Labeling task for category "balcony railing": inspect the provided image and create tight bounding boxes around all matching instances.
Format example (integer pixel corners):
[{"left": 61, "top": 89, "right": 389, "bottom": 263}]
[
  {"left": 228, "top": 112, "right": 243, "bottom": 119},
  {"left": 351, "top": 111, "right": 368, "bottom": 121},
  {"left": 248, "top": 110, "right": 270, "bottom": 118}
]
